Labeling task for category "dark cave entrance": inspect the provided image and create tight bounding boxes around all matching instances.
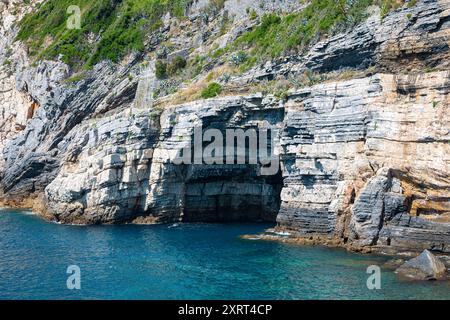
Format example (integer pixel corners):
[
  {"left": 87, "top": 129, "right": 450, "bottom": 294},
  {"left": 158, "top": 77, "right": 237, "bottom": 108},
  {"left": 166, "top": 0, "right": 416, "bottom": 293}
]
[
  {"left": 170, "top": 106, "right": 285, "bottom": 223},
  {"left": 181, "top": 164, "right": 283, "bottom": 223}
]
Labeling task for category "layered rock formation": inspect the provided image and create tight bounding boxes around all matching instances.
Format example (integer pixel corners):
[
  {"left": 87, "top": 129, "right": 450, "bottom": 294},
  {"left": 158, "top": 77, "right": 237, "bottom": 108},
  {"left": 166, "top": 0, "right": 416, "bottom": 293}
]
[
  {"left": 236, "top": 0, "right": 450, "bottom": 83},
  {"left": 44, "top": 96, "right": 283, "bottom": 224},
  {"left": 278, "top": 72, "right": 450, "bottom": 254},
  {"left": 0, "top": 0, "right": 41, "bottom": 174},
  {"left": 0, "top": 0, "right": 449, "bottom": 255}
]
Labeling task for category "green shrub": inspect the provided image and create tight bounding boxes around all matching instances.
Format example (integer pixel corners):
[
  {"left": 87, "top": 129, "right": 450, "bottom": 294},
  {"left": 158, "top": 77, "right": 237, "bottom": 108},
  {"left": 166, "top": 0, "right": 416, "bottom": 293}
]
[
  {"left": 229, "top": 51, "right": 248, "bottom": 66},
  {"left": 167, "top": 56, "right": 187, "bottom": 76},
  {"left": 155, "top": 60, "right": 168, "bottom": 79},
  {"left": 185, "top": 54, "right": 207, "bottom": 79},
  {"left": 249, "top": 9, "right": 258, "bottom": 20},
  {"left": 16, "top": 0, "right": 191, "bottom": 70},
  {"left": 155, "top": 56, "right": 186, "bottom": 78},
  {"left": 201, "top": 82, "right": 222, "bottom": 99},
  {"left": 407, "top": 0, "right": 417, "bottom": 8},
  {"left": 16, "top": 0, "right": 415, "bottom": 74}
]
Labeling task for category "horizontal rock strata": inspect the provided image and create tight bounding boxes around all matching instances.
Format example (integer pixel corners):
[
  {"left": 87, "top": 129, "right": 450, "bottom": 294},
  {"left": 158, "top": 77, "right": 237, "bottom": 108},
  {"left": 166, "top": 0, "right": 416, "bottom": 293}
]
[{"left": 0, "top": 0, "right": 449, "bottom": 254}]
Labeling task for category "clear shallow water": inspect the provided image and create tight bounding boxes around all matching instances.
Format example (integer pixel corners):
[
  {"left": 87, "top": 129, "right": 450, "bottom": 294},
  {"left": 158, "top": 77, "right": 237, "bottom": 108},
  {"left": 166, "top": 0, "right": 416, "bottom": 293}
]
[{"left": 0, "top": 209, "right": 449, "bottom": 300}]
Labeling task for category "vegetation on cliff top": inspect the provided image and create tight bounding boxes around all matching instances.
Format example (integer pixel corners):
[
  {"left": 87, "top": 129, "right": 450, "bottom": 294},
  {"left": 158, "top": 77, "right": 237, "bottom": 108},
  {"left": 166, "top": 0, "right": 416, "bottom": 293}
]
[
  {"left": 16, "top": 0, "right": 191, "bottom": 69},
  {"left": 16, "top": 0, "right": 414, "bottom": 74},
  {"left": 227, "top": 0, "right": 411, "bottom": 66}
]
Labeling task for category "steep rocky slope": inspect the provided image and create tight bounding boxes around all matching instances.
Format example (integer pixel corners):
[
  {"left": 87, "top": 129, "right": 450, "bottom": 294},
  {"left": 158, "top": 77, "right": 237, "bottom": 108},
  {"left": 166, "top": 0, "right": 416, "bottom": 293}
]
[{"left": 0, "top": 0, "right": 449, "bottom": 255}]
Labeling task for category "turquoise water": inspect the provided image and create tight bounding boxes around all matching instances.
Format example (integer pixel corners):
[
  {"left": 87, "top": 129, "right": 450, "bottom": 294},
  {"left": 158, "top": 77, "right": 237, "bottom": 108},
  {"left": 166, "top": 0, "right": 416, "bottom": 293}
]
[{"left": 0, "top": 209, "right": 449, "bottom": 300}]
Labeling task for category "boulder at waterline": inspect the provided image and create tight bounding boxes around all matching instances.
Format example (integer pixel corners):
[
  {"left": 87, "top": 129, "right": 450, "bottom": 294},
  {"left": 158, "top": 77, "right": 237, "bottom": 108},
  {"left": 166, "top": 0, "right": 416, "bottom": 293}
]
[{"left": 396, "top": 250, "right": 447, "bottom": 281}]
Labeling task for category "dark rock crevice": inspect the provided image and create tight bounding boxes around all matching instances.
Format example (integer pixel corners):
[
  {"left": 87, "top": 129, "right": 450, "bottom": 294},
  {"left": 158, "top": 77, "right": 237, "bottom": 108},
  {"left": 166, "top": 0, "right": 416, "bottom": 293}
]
[{"left": 182, "top": 164, "right": 283, "bottom": 223}]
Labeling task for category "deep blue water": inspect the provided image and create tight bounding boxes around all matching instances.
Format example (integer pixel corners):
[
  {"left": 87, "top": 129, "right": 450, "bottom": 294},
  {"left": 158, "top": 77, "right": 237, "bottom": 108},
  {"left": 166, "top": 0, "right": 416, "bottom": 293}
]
[{"left": 0, "top": 209, "right": 449, "bottom": 300}]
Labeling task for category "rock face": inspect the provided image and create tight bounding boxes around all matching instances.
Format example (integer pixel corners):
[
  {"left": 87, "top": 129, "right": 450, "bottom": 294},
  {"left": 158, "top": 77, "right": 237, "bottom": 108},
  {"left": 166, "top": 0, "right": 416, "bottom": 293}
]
[
  {"left": 396, "top": 250, "right": 447, "bottom": 280},
  {"left": 304, "top": 0, "right": 450, "bottom": 73},
  {"left": 278, "top": 72, "right": 450, "bottom": 253},
  {"left": 234, "top": 0, "right": 450, "bottom": 85},
  {"left": 44, "top": 97, "right": 283, "bottom": 224},
  {"left": 0, "top": 0, "right": 42, "bottom": 175},
  {"left": 0, "top": 0, "right": 449, "bottom": 254},
  {"left": 25, "top": 71, "right": 450, "bottom": 254}
]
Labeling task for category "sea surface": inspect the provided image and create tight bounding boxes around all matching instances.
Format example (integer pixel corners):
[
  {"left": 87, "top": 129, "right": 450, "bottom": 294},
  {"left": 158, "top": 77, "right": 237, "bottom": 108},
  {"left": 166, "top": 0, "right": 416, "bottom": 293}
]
[{"left": 0, "top": 209, "right": 449, "bottom": 300}]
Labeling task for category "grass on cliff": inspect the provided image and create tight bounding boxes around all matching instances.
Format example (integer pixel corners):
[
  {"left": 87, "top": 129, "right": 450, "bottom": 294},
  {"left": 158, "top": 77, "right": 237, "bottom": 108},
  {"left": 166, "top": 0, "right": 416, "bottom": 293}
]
[
  {"left": 16, "top": 0, "right": 413, "bottom": 75},
  {"left": 223, "top": 0, "right": 410, "bottom": 67},
  {"left": 16, "top": 0, "right": 191, "bottom": 70},
  {"left": 201, "top": 82, "right": 222, "bottom": 99}
]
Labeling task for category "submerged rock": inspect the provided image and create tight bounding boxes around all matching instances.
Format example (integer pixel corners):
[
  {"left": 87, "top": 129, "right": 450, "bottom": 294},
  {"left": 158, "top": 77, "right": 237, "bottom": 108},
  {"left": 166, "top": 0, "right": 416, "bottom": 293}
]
[
  {"left": 396, "top": 250, "right": 447, "bottom": 281},
  {"left": 383, "top": 258, "right": 405, "bottom": 270}
]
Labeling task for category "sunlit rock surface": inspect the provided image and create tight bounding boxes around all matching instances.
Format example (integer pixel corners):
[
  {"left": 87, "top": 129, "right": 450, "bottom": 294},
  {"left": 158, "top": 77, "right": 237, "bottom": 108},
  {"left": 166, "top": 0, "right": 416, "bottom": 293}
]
[
  {"left": 0, "top": 0, "right": 449, "bottom": 254},
  {"left": 396, "top": 249, "right": 447, "bottom": 280}
]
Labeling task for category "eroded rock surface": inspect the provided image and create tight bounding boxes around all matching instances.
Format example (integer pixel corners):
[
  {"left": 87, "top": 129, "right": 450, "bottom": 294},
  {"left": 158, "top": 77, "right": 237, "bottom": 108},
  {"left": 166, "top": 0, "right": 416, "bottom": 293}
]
[
  {"left": 277, "top": 72, "right": 450, "bottom": 253},
  {"left": 34, "top": 71, "right": 450, "bottom": 255},
  {"left": 396, "top": 249, "right": 447, "bottom": 280},
  {"left": 0, "top": 0, "right": 449, "bottom": 254},
  {"left": 45, "top": 96, "right": 284, "bottom": 224}
]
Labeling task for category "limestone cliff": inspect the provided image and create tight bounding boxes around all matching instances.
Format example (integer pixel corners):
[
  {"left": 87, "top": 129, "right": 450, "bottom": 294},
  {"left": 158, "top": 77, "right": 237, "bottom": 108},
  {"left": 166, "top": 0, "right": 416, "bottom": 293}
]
[{"left": 0, "top": 0, "right": 449, "bottom": 255}]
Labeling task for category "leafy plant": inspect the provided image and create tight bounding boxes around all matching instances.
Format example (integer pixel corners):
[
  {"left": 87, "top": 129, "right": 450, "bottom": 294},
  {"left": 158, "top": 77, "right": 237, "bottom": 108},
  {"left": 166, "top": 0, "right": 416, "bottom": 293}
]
[
  {"left": 155, "top": 55, "right": 186, "bottom": 79},
  {"left": 275, "top": 90, "right": 289, "bottom": 101},
  {"left": 167, "top": 56, "right": 187, "bottom": 76},
  {"left": 229, "top": 51, "right": 248, "bottom": 66},
  {"left": 16, "top": 0, "right": 191, "bottom": 70},
  {"left": 155, "top": 60, "right": 168, "bottom": 79},
  {"left": 149, "top": 110, "right": 160, "bottom": 120},
  {"left": 407, "top": 0, "right": 417, "bottom": 8},
  {"left": 249, "top": 9, "right": 258, "bottom": 20},
  {"left": 201, "top": 82, "right": 222, "bottom": 99}
]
